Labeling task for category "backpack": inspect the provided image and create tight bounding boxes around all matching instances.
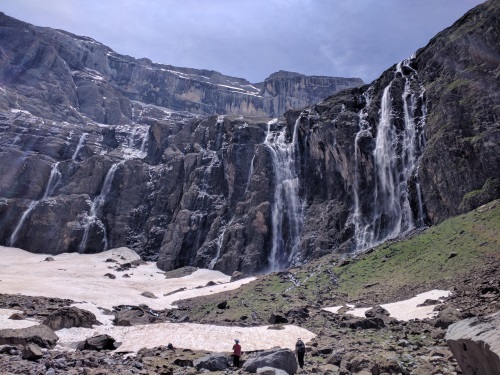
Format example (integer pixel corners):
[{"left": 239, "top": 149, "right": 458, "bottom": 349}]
[{"left": 296, "top": 340, "right": 305, "bottom": 354}]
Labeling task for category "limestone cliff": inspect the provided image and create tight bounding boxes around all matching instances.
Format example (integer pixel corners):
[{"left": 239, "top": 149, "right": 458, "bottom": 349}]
[{"left": 0, "top": 1, "right": 498, "bottom": 274}]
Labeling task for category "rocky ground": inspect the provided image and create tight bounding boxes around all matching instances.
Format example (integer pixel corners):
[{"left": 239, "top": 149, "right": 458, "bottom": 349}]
[{"left": 0, "top": 252, "right": 498, "bottom": 375}]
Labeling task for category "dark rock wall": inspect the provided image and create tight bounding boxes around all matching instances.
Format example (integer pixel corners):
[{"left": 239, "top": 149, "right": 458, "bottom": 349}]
[{"left": 0, "top": 1, "right": 499, "bottom": 274}]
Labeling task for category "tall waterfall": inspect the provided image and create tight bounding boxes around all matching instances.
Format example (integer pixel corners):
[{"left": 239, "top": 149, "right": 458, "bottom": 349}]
[
  {"left": 79, "top": 162, "right": 121, "bottom": 253},
  {"left": 9, "top": 162, "right": 62, "bottom": 246},
  {"left": 353, "top": 57, "right": 426, "bottom": 251},
  {"left": 264, "top": 118, "right": 303, "bottom": 271}
]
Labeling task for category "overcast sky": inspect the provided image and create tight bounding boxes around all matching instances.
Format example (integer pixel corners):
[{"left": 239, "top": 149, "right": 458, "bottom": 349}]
[{"left": 1, "top": 0, "right": 485, "bottom": 84}]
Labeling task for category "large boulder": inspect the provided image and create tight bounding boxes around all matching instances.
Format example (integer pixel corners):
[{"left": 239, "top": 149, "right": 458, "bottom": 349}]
[
  {"left": 114, "top": 305, "right": 156, "bottom": 326},
  {"left": 0, "top": 325, "right": 58, "bottom": 348},
  {"left": 434, "top": 307, "right": 463, "bottom": 329},
  {"left": 242, "top": 348, "right": 297, "bottom": 374},
  {"left": 193, "top": 353, "right": 229, "bottom": 371},
  {"left": 42, "top": 306, "right": 101, "bottom": 330},
  {"left": 77, "top": 334, "right": 116, "bottom": 351},
  {"left": 446, "top": 311, "right": 500, "bottom": 375},
  {"left": 22, "top": 343, "right": 43, "bottom": 361}
]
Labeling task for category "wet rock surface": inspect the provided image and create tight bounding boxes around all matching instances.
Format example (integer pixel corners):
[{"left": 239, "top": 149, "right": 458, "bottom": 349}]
[{"left": 0, "top": 0, "right": 498, "bottom": 276}]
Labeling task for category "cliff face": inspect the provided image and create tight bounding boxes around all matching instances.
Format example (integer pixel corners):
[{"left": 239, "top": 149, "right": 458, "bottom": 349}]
[
  {"left": 0, "top": 13, "right": 362, "bottom": 121},
  {"left": 0, "top": 1, "right": 498, "bottom": 274}
]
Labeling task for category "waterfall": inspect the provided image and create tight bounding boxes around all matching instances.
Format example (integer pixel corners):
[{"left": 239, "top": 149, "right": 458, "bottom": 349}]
[
  {"left": 8, "top": 201, "right": 37, "bottom": 247},
  {"left": 8, "top": 161, "right": 62, "bottom": 246},
  {"left": 72, "top": 133, "right": 87, "bottom": 161},
  {"left": 42, "top": 162, "right": 61, "bottom": 199},
  {"left": 244, "top": 154, "right": 256, "bottom": 194},
  {"left": 264, "top": 118, "right": 303, "bottom": 271},
  {"left": 79, "top": 162, "right": 121, "bottom": 253},
  {"left": 353, "top": 57, "right": 426, "bottom": 251},
  {"left": 128, "top": 127, "right": 138, "bottom": 148},
  {"left": 140, "top": 126, "right": 150, "bottom": 153}
]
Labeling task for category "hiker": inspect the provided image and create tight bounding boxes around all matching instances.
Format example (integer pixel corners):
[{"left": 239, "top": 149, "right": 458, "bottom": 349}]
[
  {"left": 295, "top": 338, "right": 306, "bottom": 369},
  {"left": 232, "top": 339, "right": 242, "bottom": 367}
]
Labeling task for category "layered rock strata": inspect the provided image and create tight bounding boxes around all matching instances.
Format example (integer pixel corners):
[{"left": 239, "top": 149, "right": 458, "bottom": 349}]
[{"left": 0, "top": 0, "right": 499, "bottom": 274}]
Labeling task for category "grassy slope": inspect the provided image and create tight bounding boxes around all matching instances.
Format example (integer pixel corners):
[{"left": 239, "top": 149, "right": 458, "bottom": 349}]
[{"left": 178, "top": 200, "right": 500, "bottom": 326}]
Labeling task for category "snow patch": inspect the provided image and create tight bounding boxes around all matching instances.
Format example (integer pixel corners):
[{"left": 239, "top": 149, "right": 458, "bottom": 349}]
[{"left": 323, "top": 290, "right": 451, "bottom": 321}]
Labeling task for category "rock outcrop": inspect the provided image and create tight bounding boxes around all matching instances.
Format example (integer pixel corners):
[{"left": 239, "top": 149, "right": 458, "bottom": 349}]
[
  {"left": 42, "top": 307, "right": 101, "bottom": 330},
  {"left": 0, "top": 0, "right": 498, "bottom": 274},
  {"left": 0, "top": 325, "right": 59, "bottom": 349},
  {"left": 446, "top": 311, "right": 500, "bottom": 375}
]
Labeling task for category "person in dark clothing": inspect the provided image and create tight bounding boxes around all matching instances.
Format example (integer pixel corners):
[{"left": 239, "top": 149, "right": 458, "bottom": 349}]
[
  {"left": 295, "top": 338, "right": 306, "bottom": 369},
  {"left": 232, "top": 339, "right": 242, "bottom": 367}
]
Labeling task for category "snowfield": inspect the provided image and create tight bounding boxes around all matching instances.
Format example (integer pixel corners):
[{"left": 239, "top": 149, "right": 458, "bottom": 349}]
[{"left": 0, "top": 246, "right": 315, "bottom": 353}]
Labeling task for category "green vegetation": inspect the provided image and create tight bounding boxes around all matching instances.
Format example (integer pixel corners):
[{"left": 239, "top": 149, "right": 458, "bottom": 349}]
[
  {"left": 180, "top": 200, "right": 499, "bottom": 324},
  {"left": 334, "top": 199, "right": 499, "bottom": 301}
]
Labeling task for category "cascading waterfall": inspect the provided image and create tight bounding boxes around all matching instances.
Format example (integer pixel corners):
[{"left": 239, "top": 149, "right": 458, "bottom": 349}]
[
  {"left": 353, "top": 57, "right": 426, "bottom": 251},
  {"left": 72, "top": 133, "right": 87, "bottom": 161},
  {"left": 264, "top": 118, "right": 303, "bottom": 271},
  {"left": 352, "top": 91, "right": 372, "bottom": 249},
  {"left": 8, "top": 162, "right": 62, "bottom": 246},
  {"left": 79, "top": 162, "right": 121, "bottom": 253},
  {"left": 42, "top": 162, "right": 61, "bottom": 199},
  {"left": 140, "top": 126, "right": 150, "bottom": 153},
  {"left": 8, "top": 201, "right": 37, "bottom": 247},
  {"left": 244, "top": 154, "right": 256, "bottom": 194}
]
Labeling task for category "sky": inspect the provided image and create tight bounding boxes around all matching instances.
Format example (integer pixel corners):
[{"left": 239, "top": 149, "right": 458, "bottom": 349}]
[{"left": 1, "top": 0, "right": 485, "bottom": 84}]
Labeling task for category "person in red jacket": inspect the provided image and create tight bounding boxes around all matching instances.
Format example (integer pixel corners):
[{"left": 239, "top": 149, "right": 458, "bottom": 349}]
[{"left": 232, "top": 339, "right": 242, "bottom": 367}]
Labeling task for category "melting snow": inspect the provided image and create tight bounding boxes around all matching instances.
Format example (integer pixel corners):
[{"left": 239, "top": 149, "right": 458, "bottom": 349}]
[
  {"left": 0, "top": 246, "right": 316, "bottom": 353},
  {"left": 323, "top": 289, "right": 451, "bottom": 321}
]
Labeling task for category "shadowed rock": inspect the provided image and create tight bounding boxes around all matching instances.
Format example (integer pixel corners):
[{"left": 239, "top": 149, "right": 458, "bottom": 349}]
[
  {"left": 42, "top": 306, "right": 101, "bottom": 330},
  {"left": 193, "top": 353, "right": 229, "bottom": 371}
]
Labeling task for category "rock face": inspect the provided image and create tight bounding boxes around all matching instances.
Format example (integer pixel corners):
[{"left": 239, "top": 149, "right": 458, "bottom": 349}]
[
  {"left": 0, "top": 1, "right": 499, "bottom": 275},
  {"left": 446, "top": 311, "right": 500, "bottom": 375},
  {"left": 0, "top": 12, "right": 362, "bottom": 122}
]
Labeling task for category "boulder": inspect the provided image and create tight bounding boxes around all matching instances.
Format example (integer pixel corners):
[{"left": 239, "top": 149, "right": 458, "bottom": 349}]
[
  {"left": 114, "top": 306, "right": 156, "bottom": 326},
  {"left": 242, "top": 348, "right": 297, "bottom": 374},
  {"left": 140, "top": 291, "right": 157, "bottom": 299},
  {"left": 256, "top": 367, "right": 289, "bottom": 375},
  {"left": 339, "top": 317, "right": 385, "bottom": 329},
  {"left": 268, "top": 313, "right": 289, "bottom": 324},
  {"left": 42, "top": 306, "right": 101, "bottom": 330},
  {"left": 434, "top": 307, "right": 462, "bottom": 329},
  {"left": 77, "top": 334, "right": 116, "bottom": 351},
  {"left": 22, "top": 343, "right": 43, "bottom": 361},
  {"left": 193, "top": 353, "right": 229, "bottom": 371},
  {"left": 446, "top": 311, "right": 500, "bottom": 375},
  {"left": 0, "top": 325, "right": 58, "bottom": 348},
  {"left": 8, "top": 313, "right": 24, "bottom": 320},
  {"left": 364, "top": 305, "right": 390, "bottom": 318}
]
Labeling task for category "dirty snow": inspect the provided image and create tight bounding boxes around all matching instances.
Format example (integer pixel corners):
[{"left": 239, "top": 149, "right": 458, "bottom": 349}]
[
  {"left": 323, "top": 289, "right": 451, "bottom": 321},
  {"left": 0, "top": 246, "right": 254, "bottom": 310},
  {"left": 0, "top": 246, "right": 316, "bottom": 353}
]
